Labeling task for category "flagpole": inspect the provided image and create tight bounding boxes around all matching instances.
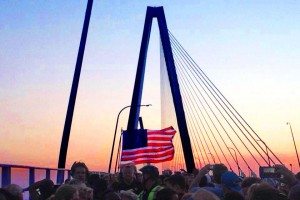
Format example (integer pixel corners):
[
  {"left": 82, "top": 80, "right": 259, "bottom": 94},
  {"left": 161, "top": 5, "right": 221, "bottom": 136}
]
[
  {"left": 287, "top": 122, "right": 300, "bottom": 168},
  {"left": 108, "top": 104, "right": 151, "bottom": 174}
]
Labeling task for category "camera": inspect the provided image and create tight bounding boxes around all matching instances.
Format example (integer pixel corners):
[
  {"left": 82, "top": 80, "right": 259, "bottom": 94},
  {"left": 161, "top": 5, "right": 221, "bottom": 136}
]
[{"left": 259, "top": 166, "right": 281, "bottom": 179}]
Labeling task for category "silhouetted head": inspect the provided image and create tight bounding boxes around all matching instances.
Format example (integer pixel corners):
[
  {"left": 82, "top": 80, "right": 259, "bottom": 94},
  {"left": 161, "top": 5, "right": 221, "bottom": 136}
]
[
  {"left": 4, "top": 184, "right": 23, "bottom": 200},
  {"left": 247, "top": 183, "right": 287, "bottom": 200},
  {"left": 212, "top": 164, "right": 228, "bottom": 184},
  {"left": 139, "top": 165, "right": 159, "bottom": 190},
  {"left": 241, "top": 177, "right": 261, "bottom": 196},
  {"left": 121, "top": 165, "right": 135, "bottom": 184},
  {"left": 295, "top": 172, "right": 300, "bottom": 181},
  {"left": 156, "top": 188, "right": 178, "bottom": 200},
  {"left": 289, "top": 184, "right": 300, "bottom": 200},
  {"left": 54, "top": 185, "right": 79, "bottom": 200},
  {"left": 70, "top": 162, "right": 89, "bottom": 183},
  {"left": 165, "top": 174, "right": 186, "bottom": 194},
  {"left": 224, "top": 191, "right": 244, "bottom": 200}
]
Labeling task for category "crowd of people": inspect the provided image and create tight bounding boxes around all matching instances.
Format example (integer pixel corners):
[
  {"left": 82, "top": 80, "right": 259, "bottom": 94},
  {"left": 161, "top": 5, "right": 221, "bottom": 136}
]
[{"left": 1, "top": 161, "right": 300, "bottom": 200}]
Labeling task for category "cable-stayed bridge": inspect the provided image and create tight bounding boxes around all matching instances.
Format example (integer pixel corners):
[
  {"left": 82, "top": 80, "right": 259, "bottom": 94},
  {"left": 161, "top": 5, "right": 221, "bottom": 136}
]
[{"left": 1, "top": 0, "right": 292, "bottom": 193}]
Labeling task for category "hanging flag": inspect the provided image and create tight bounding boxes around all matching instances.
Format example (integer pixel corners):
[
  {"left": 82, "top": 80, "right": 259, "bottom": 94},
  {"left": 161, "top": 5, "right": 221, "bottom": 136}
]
[{"left": 121, "top": 126, "right": 176, "bottom": 164}]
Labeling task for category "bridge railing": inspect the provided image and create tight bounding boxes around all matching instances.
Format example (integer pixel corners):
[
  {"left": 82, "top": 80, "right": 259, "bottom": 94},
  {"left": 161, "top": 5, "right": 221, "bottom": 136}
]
[{"left": 0, "top": 163, "right": 70, "bottom": 189}]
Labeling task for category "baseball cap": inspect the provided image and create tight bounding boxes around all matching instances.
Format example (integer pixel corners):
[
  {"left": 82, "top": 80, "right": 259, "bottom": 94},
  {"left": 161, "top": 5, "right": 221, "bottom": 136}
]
[
  {"left": 221, "top": 171, "right": 242, "bottom": 193},
  {"left": 139, "top": 165, "right": 159, "bottom": 178}
]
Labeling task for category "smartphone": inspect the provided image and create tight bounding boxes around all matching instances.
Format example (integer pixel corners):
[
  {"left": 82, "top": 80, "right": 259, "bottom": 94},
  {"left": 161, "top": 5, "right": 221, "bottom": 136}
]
[{"left": 259, "top": 166, "right": 281, "bottom": 179}]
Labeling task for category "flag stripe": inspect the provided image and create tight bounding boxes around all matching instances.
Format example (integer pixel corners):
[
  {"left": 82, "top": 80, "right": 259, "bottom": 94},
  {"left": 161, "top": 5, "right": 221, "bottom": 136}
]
[
  {"left": 131, "top": 154, "right": 174, "bottom": 164},
  {"left": 148, "top": 126, "right": 174, "bottom": 132},
  {"left": 147, "top": 131, "right": 175, "bottom": 136},
  {"left": 147, "top": 140, "right": 173, "bottom": 144},
  {"left": 148, "top": 143, "right": 173, "bottom": 147},
  {"left": 148, "top": 134, "right": 174, "bottom": 138},
  {"left": 122, "top": 146, "right": 171, "bottom": 155},
  {"left": 121, "top": 149, "right": 174, "bottom": 161}
]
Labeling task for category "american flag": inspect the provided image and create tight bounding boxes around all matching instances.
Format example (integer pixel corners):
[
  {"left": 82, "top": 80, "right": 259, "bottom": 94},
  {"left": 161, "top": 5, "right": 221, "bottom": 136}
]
[{"left": 121, "top": 126, "right": 176, "bottom": 164}]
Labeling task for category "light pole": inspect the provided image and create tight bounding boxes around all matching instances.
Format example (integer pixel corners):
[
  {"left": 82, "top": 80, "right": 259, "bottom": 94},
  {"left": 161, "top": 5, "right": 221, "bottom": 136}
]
[
  {"left": 108, "top": 104, "right": 151, "bottom": 173},
  {"left": 229, "top": 147, "right": 240, "bottom": 175},
  {"left": 290, "top": 163, "right": 293, "bottom": 172},
  {"left": 114, "top": 129, "right": 123, "bottom": 173},
  {"left": 287, "top": 122, "right": 300, "bottom": 168},
  {"left": 257, "top": 139, "right": 271, "bottom": 166},
  {"left": 207, "top": 152, "right": 216, "bottom": 164}
]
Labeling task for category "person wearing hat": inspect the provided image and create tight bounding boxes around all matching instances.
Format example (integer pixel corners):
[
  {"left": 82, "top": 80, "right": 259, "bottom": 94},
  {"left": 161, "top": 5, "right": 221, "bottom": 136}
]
[
  {"left": 221, "top": 171, "right": 242, "bottom": 194},
  {"left": 138, "top": 165, "right": 163, "bottom": 200}
]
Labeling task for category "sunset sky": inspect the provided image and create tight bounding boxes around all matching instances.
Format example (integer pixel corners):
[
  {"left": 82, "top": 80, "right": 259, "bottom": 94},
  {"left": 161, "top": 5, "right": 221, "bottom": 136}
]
[{"left": 1, "top": 0, "right": 300, "bottom": 173}]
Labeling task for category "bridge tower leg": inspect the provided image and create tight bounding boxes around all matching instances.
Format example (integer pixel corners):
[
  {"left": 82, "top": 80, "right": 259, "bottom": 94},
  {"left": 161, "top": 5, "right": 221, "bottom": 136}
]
[
  {"left": 57, "top": 0, "right": 93, "bottom": 173},
  {"left": 127, "top": 6, "right": 195, "bottom": 173}
]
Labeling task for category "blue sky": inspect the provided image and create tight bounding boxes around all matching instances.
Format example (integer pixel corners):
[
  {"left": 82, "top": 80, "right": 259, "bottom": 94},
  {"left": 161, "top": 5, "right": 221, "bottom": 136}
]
[{"left": 0, "top": 0, "right": 300, "bottom": 171}]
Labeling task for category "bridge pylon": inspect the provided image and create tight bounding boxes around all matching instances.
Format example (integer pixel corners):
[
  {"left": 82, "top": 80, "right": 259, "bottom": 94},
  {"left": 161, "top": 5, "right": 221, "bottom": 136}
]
[{"left": 127, "top": 6, "right": 195, "bottom": 173}]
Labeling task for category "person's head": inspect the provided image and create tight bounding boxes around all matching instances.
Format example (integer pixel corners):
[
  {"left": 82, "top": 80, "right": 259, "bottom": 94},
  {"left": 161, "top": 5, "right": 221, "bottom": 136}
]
[
  {"left": 212, "top": 164, "right": 228, "bottom": 184},
  {"left": 54, "top": 185, "right": 79, "bottom": 200},
  {"left": 70, "top": 162, "right": 89, "bottom": 183},
  {"left": 0, "top": 193, "right": 6, "bottom": 200},
  {"left": 120, "top": 190, "right": 138, "bottom": 200},
  {"left": 181, "top": 193, "right": 193, "bottom": 200},
  {"left": 87, "top": 174, "right": 107, "bottom": 198},
  {"left": 221, "top": 171, "right": 242, "bottom": 194},
  {"left": 0, "top": 189, "right": 16, "bottom": 200},
  {"left": 121, "top": 165, "right": 135, "bottom": 183},
  {"left": 159, "top": 175, "right": 168, "bottom": 186},
  {"left": 103, "top": 191, "right": 121, "bottom": 200},
  {"left": 224, "top": 191, "right": 244, "bottom": 200},
  {"left": 29, "top": 179, "right": 55, "bottom": 200},
  {"left": 191, "top": 188, "right": 220, "bottom": 200},
  {"left": 136, "top": 173, "right": 143, "bottom": 183},
  {"left": 185, "top": 173, "right": 195, "bottom": 189},
  {"left": 76, "top": 185, "right": 93, "bottom": 200},
  {"left": 162, "top": 169, "right": 173, "bottom": 176},
  {"left": 288, "top": 184, "right": 300, "bottom": 200},
  {"left": 295, "top": 172, "right": 300, "bottom": 181},
  {"left": 139, "top": 165, "right": 159, "bottom": 190},
  {"left": 199, "top": 174, "right": 213, "bottom": 187},
  {"left": 4, "top": 184, "right": 23, "bottom": 200},
  {"left": 156, "top": 188, "right": 178, "bottom": 200},
  {"left": 241, "top": 177, "right": 261, "bottom": 197},
  {"left": 247, "top": 183, "right": 287, "bottom": 200},
  {"left": 165, "top": 174, "right": 186, "bottom": 194}
]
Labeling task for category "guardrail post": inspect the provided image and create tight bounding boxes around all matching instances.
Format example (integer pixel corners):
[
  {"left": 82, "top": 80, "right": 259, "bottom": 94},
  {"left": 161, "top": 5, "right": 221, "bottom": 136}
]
[
  {"left": 29, "top": 168, "right": 35, "bottom": 186},
  {"left": 68, "top": 170, "right": 71, "bottom": 179},
  {"left": 57, "top": 170, "right": 65, "bottom": 185},
  {"left": 1, "top": 166, "right": 11, "bottom": 187},
  {"left": 46, "top": 169, "right": 51, "bottom": 180}
]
